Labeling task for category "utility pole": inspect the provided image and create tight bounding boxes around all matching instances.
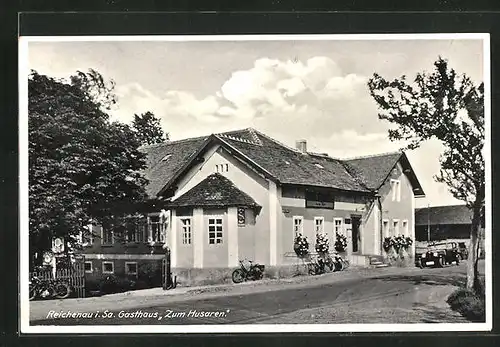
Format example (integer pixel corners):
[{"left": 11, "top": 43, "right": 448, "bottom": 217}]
[{"left": 427, "top": 203, "right": 431, "bottom": 244}]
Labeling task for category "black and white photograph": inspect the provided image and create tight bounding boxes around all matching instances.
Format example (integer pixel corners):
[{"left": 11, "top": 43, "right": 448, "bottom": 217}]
[{"left": 19, "top": 34, "right": 491, "bottom": 333}]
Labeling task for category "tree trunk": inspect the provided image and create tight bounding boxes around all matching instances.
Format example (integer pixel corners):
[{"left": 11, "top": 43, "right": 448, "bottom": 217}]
[{"left": 466, "top": 202, "right": 482, "bottom": 294}]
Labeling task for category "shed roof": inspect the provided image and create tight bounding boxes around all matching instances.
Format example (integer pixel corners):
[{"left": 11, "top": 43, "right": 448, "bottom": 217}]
[{"left": 415, "top": 204, "right": 472, "bottom": 225}]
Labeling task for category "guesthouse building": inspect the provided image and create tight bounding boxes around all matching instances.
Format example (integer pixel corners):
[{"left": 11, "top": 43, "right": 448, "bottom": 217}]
[{"left": 81, "top": 128, "right": 425, "bottom": 284}]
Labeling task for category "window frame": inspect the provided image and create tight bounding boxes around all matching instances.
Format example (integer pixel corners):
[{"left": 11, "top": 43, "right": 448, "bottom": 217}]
[
  {"left": 314, "top": 216, "right": 325, "bottom": 234},
  {"left": 84, "top": 261, "right": 93, "bottom": 274},
  {"left": 392, "top": 219, "right": 400, "bottom": 237},
  {"left": 402, "top": 219, "right": 409, "bottom": 236},
  {"left": 390, "top": 179, "right": 401, "bottom": 202},
  {"left": 81, "top": 224, "right": 94, "bottom": 247},
  {"left": 333, "top": 218, "right": 344, "bottom": 235},
  {"left": 125, "top": 218, "right": 146, "bottom": 243},
  {"left": 148, "top": 214, "right": 167, "bottom": 243},
  {"left": 125, "top": 261, "right": 138, "bottom": 275},
  {"left": 101, "top": 228, "right": 114, "bottom": 245},
  {"left": 102, "top": 261, "right": 114, "bottom": 274},
  {"left": 181, "top": 217, "right": 193, "bottom": 245},
  {"left": 208, "top": 217, "right": 223, "bottom": 245},
  {"left": 382, "top": 219, "right": 390, "bottom": 238},
  {"left": 292, "top": 216, "right": 304, "bottom": 238}
]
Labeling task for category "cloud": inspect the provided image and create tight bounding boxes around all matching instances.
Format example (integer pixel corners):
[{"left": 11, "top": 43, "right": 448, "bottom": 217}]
[
  {"left": 218, "top": 57, "right": 368, "bottom": 122},
  {"left": 109, "top": 56, "right": 378, "bottom": 138}
]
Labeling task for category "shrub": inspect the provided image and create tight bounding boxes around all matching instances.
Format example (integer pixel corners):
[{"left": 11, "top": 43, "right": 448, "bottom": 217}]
[
  {"left": 334, "top": 233, "right": 347, "bottom": 252},
  {"left": 447, "top": 288, "right": 485, "bottom": 322},
  {"left": 315, "top": 233, "right": 330, "bottom": 255},
  {"left": 98, "top": 275, "right": 136, "bottom": 294},
  {"left": 293, "top": 233, "right": 310, "bottom": 258},
  {"left": 84, "top": 279, "right": 101, "bottom": 296},
  {"left": 138, "top": 262, "right": 162, "bottom": 287}
]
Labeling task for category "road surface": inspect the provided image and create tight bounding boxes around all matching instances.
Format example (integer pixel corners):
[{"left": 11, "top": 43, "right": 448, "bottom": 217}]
[{"left": 31, "top": 262, "right": 482, "bottom": 325}]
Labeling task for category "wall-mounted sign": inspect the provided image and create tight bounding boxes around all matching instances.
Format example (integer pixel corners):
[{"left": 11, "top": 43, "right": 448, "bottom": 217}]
[
  {"left": 306, "top": 200, "right": 334, "bottom": 209},
  {"left": 305, "top": 191, "right": 335, "bottom": 210},
  {"left": 42, "top": 251, "right": 54, "bottom": 266},
  {"left": 52, "top": 238, "right": 65, "bottom": 253},
  {"left": 237, "top": 207, "right": 246, "bottom": 226}
]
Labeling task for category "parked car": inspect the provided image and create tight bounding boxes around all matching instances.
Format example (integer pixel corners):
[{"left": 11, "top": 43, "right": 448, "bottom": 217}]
[
  {"left": 420, "top": 242, "right": 461, "bottom": 268},
  {"left": 457, "top": 242, "right": 469, "bottom": 260}
]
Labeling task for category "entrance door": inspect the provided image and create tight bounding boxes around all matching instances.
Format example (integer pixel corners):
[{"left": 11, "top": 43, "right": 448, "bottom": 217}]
[{"left": 351, "top": 215, "right": 362, "bottom": 253}]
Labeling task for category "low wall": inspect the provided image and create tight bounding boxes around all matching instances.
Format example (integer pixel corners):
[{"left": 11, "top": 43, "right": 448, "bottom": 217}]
[{"left": 172, "top": 263, "right": 313, "bottom": 287}]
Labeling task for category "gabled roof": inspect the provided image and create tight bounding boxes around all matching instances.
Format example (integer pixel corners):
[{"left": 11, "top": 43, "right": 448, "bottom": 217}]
[
  {"left": 218, "top": 129, "right": 370, "bottom": 192},
  {"left": 169, "top": 173, "right": 260, "bottom": 208},
  {"left": 140, "top": 136, "right": 208, "bottom": 198},
  {"left": 140, "top": 128, "right": 424, "bottom": 199},
  {"left": 415, "top": 204, "right": 472, "bottom": 226},
  {"left": 344, "top": 151, "right": 425, "bottom": 197}
]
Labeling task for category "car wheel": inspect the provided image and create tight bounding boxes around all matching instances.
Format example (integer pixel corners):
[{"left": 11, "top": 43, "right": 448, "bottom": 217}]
[{"left": 436, "top": 257, "right": 444, "bottom": 268}]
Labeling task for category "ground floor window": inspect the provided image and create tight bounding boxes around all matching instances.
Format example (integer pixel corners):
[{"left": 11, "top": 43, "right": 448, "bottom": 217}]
[
  {"left": 383, "top": 219, "right": 389, "bottom": 238},
  {"left": 402, "top": 220, "right": 408, "bottom": 235},
  {"left": 293, "top": 216, "right": 303, "bottom": 237},
  {"left": 314, "top": 217, "right": 324, "bottom": 234},
  {"left": 125, "top": 262, "right": 138, "bottom": 275},
  {"left": 392, "top": 219, "right": 400, "bottom": 236},
  {"left": 181, "top": 218, "right": 192, "bottom": 245},
  {"left": 208, "top": 218, "right": 223, "bottom": 244},
  {"left": 102, "top": 261, "right": 114, "bottom": 274},
  {"left": 84, "top": 261, "right": 93, "bottom": 273},
  {"left": 334, "top": 218, "right": 343, "bottom": 235}
]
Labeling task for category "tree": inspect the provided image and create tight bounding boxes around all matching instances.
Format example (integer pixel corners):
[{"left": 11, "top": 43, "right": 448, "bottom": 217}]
[
  {"left": 28, "top": 70, "right": 149, "bottom": 266},
  {"left": 132, "top": 111, "right": 168, "bottom": 146},
  {"left": 367, "top": 57, "right": 485, "bottom": 293}
]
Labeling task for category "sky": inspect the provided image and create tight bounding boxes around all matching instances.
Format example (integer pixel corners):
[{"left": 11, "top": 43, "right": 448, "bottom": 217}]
[{"left": 26, "top": 37, "right": 486, "bottom": 208}]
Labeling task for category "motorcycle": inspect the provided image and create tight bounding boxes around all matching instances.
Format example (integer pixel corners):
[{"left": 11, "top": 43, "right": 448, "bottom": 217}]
[
  {"left": 29, "top": 276, "right": 72, "bottom": 300},
  {"left": 331, "top": 254, "right": 350, "bottom": 271},
  {"left": 232, "top": 259, "right": 265, "bottom": 283}
]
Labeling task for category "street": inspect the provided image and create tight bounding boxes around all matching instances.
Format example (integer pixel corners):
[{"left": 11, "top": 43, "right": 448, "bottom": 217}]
[{"left": 30, "top": 262, "right": 483, "bottom": 325}]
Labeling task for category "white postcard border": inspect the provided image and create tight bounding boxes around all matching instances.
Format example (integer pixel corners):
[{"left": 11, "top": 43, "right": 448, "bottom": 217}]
[{"left": 18, "top": 33, "right": 492, "bottom": 334}]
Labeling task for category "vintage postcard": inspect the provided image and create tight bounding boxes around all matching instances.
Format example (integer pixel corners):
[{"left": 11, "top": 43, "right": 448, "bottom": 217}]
[{"left": 19, "top": 34, "right": 491, "bottom": 333}]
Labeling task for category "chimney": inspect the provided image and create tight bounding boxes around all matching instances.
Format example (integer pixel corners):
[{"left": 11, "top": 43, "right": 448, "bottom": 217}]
[{"left": 295, "top": 139, "right": 307, "bottom": 153}]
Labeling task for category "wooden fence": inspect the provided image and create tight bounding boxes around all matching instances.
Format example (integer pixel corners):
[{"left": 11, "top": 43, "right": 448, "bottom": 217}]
[{"left": 30, "top": 257, "right": 86, "bottom": 298}]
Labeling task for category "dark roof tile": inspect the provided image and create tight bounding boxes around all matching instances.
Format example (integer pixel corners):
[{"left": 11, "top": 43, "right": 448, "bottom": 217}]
[
  {"left": 343, "top": 152, "right": 402, "bottom": 190},
  {"left": 170, "top": 173, "right": 259, "bottom": 208},
  {"left": 140, "top": 136, "right": 208, "bottom": 198},
  {"left": 141, "top": 128, "right": 420, "bottom": 198},
  {"left": 415, "top": 205, "right": 472, "bottom": 225}
]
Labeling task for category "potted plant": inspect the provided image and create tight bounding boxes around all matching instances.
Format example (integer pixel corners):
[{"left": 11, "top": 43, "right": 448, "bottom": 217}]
[
  {"left": 294, "top": 233, "right": 310, "bottom": 258},
  {"left": 334, "top": 233, "right": 348, "bottom": 253},
  {"left": 315, "top": 233, "right": 330, "bottom": 256}
]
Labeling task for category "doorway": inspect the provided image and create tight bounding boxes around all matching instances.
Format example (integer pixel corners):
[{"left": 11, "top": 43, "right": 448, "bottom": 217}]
[{"left": 351, "top": 215, "right": 362, "bottom": 253}]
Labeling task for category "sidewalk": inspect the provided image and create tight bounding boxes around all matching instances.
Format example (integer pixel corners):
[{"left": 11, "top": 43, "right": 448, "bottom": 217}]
[{"left": 28, "top": 265, "right": 436, "bottom": 321}]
